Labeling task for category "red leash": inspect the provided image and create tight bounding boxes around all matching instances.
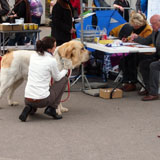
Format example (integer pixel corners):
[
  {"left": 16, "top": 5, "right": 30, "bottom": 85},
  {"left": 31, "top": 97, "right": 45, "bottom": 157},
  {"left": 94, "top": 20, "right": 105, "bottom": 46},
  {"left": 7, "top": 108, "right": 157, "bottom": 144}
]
[
  {"left": 60, "top": 69, "right": 71, "bottom": 102},
  {"left": 0, "top": 56, "right": 2, "bottom": 70},
  {"left": 60, "top": 80, "right": 70, "bottom": 102}
]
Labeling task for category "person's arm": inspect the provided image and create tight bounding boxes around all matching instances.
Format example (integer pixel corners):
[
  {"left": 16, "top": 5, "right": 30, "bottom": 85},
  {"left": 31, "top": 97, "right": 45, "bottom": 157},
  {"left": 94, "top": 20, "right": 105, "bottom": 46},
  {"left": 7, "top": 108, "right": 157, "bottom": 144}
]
[
  {"left": 0, "top": 0, "right": 9, "bottom": 16},
  {"left": 133, "top": 33, "right": 153, "bottom": 45},
  {"left": 113, "top": 4, "right": 124, "bottom": 12},
  {"left": 51, "top": 59, "right": 68, "bottom": 81}
]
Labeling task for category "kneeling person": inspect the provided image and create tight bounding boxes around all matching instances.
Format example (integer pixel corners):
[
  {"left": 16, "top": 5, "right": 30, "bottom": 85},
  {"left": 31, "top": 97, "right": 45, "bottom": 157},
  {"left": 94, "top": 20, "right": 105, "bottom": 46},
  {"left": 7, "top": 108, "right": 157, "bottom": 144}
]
[{"left": 19, "top": 36, "right": 68, "bottom": 122}]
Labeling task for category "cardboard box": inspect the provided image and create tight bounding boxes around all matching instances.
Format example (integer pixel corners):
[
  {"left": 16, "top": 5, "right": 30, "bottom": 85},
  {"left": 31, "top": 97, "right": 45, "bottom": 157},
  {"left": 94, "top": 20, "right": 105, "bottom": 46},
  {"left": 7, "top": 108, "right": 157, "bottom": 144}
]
[
  {"left": 0, "top": 24, "right": 12, "bottom": 31},
  {"left": 99, "top": 88, "right": 123, "bottom": 99},
  {"left": 12, "top": 24, "right": 23, "bottom": 31}
]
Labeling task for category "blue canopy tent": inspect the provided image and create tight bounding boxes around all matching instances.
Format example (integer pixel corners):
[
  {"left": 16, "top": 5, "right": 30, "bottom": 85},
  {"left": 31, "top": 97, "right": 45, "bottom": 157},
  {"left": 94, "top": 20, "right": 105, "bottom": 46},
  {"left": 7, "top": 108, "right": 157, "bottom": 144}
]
[{"left": 75, "top": 10, "right": 126, "bottom": 38}]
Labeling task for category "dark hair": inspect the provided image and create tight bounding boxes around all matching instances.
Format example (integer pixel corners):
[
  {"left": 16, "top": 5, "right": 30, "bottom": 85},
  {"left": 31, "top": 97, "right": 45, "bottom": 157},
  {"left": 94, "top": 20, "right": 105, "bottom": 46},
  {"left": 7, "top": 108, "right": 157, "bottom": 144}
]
[{"left": 36, "top": 36, "right": 56, "bottom": 55}]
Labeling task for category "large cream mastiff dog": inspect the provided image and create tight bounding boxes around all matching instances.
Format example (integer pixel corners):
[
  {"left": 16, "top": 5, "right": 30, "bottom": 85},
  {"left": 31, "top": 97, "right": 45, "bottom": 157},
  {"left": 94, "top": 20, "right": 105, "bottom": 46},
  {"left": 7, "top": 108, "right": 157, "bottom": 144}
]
[{"left": 0, "top": 40, "right": 90, "bottom": 115}]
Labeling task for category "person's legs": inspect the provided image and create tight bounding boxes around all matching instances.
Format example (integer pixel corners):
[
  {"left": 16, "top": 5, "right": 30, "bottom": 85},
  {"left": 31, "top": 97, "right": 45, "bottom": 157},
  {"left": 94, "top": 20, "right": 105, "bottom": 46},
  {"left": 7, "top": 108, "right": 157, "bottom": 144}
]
[
  {"left": 31, "top": 16, "right": 41, "bottom": 45},
  {"left": 19, "top": 97, "right": 49, "bottom": 122},
  {"left": 149, "top": 61, "right": 160, "bottom": 95},
  {"left": 139, "top": 58, "right": 155, "bottom": 92},
  {"left": 44, "top": 77, "right": 68, "bottom": 119},
  {"left": 19, "top": 104, "right": 32, "bottom": 122},
  {"left": 141, "top": 61, "right": 160, "bottom": 101},
  {"left": 17, "top": 33, "right": 25, "bottom": 45},
  {"left": 119, "top": 54, "right": 137, "bottom": 91},
  {"left": 48, "top": 77, "right": 68, "bottom": 109},
  {"left": 127, "top": 53, "right": 138, "bottom": 83},
  {"left": 119, "top": 55, "right": 130, "bottom": 83}
]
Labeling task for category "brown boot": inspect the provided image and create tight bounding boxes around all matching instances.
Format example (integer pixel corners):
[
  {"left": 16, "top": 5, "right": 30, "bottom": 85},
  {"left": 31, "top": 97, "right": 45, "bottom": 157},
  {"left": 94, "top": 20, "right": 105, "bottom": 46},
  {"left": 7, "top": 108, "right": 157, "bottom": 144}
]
[
  {"left": 142, "top": 95, "right": 159, "bottom": 101},
  {"left": 122, "top": 83, "right": 136, "bottom": 92}
]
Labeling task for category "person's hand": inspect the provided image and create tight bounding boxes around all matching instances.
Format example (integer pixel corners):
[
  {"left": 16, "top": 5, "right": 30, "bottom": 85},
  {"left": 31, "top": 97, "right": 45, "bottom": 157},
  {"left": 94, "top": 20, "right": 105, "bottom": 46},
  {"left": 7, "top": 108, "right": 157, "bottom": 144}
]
[
  {"left": 138, "top": 10, "right": 142, "bottom": 14},
  {"left": 70, "top": 28, "right": 76, "bottom": 34},
  {"left": 130, "top": 33, "right": 138, "bottom": 41},
  {"left": 9, "top": 14, "right": 17, "bottom": 18},
  {"left": 121, "top": 37, "right": 128, "bottom": 42},
  {"left": 119, "top": 6, "right": 124, "bottom": 12}
]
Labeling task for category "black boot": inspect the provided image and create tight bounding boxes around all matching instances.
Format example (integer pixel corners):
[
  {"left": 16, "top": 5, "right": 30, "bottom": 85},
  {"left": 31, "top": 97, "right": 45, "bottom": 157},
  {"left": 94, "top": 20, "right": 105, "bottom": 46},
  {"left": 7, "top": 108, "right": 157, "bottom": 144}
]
[
  {"left": 19, "top": 106, "right": 32, "bottom": 122},
  {"left": 44, "top": 106, "right": 62, "bottom": 120},
  {"left": 30, "top": 108, "right": 37, "bottom": 115}
]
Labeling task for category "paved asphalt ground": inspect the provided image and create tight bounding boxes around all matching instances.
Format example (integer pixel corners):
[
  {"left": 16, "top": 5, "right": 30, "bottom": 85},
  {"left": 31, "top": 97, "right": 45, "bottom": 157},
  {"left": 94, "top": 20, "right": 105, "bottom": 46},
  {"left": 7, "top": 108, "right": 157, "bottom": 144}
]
[{"left": 0, "top": 27, "right": 160, "bottom": 160}]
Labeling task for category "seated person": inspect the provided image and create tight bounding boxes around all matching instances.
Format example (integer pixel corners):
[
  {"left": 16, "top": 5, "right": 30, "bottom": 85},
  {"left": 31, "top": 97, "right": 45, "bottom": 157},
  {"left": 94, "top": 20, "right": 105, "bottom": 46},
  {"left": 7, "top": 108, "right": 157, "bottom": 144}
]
[
  {"left": 118, "top": 11, "right": 153, "bottom": 91},
  {"left": 130, "top": 14, "right": 160, "bottom": 101}
]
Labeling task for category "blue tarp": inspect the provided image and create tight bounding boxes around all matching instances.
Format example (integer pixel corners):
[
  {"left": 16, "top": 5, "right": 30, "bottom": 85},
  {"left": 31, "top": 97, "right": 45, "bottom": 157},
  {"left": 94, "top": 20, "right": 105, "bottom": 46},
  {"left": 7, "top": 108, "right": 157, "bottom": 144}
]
[{"left": 75, "top": 10, "right": 126, "bottom": 38}]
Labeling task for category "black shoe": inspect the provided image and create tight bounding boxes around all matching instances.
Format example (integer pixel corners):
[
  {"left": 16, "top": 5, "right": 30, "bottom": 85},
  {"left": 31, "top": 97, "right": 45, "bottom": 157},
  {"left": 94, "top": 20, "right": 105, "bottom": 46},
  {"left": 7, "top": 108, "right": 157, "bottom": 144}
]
[
  {"left": 19, "top": 106, "right": 32, "bottom": 122},
  {"left": 30, "top": 108, "right": 37, "bottom": 115},
  {"left": 44, "top": 107, "right": 62, "bottom": 120}
]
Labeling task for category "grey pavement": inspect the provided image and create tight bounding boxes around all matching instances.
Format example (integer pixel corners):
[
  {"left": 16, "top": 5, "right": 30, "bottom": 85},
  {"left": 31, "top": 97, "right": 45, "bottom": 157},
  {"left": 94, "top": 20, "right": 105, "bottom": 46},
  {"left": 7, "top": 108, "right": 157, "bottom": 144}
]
[{"left": 0, "top": 27, "right": 160, "bottom": 160}]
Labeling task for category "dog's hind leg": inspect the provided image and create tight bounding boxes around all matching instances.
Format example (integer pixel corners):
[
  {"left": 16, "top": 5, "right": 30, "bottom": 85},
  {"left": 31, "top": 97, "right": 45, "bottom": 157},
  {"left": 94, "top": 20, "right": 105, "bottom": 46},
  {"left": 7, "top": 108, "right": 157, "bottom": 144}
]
[
  {"left": 7, "top": 79, "right": 24, "bottom": 106},
  {"left": 0, "top": 78, "right": 14, "bottom": 100}
]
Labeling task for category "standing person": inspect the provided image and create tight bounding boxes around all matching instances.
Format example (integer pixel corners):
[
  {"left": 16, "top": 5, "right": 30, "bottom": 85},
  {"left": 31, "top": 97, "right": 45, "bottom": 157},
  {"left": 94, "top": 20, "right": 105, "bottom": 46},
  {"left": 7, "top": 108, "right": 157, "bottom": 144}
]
[
  {"left": 19, "top": 36, "right": 68, "bottom": 122},
  {"left": 0, "top": 0, "right": 10, "bottom": 23},
  {"left": 8, "top": 0, "right": 31, "bottom": 45},
  {"left": 130, "top": 14, "right": 160, "bottom": 100},
  {"left": 25, "top": 0, "right": 43, "bottom": 44},
  {"left": 51, "top": 0, "right": 76, "bottom": 46},
  {"left": 136, "top": 0, "right": 141, "bottom": 12},
  {"left": 9, "top": 0, "right": 31, "bottom": 23},
  {"left": 29, "top": 0, "right": 43, "bottom": 26},
  {"left": 113, "top": 0, "right": 130, "bottom": 22},
  {"left": 70, "top": 0, "right": 80, "bottom": 17},
  {"left": 50, "top": 0, "right": 57, "bottom": 16}
]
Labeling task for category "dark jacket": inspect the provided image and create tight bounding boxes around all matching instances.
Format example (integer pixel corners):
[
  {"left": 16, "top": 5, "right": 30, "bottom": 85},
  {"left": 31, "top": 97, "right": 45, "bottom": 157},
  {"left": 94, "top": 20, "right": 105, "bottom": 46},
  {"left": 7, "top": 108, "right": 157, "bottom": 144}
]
[
  {"left": 0, "top": 0, "right": 9, "bottom": 23},
  {"left": 136, "top": 0, "right": 141, "bottom": 11},
  {"left": 51, "top": 0, "right": 73, "bottom": 43},
  {"left": 134, "top": 31, "right": 160, "bottom": 58},
  {"left": 113, "top": 0, "right": 130, "bottom": 22},
  {"left": 11, "top": 0, "right": 31, "bottom": 23}
]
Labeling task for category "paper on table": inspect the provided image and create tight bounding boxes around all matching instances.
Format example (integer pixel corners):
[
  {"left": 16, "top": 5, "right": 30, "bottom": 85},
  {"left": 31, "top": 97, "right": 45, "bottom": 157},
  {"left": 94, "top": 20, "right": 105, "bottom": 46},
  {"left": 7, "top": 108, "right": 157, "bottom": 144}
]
[
  {"left": 122, "top": 42, "right": 138, "bottom": 46},
  {"left": 134, "top": 44, "right": 152, "bottom": 48}
]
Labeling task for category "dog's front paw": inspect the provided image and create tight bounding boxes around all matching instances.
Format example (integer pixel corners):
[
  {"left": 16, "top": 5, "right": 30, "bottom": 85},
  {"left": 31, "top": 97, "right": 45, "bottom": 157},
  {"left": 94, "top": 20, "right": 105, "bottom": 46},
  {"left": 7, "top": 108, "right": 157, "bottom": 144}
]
[
  {"left": 61, "top": 107, "right": 69, "bottom": 113},
  {"left": 8, "top": 101, "right": 19, "bottom": 106},
  {"left": 56, "top": 108, "right": 62, "bottom": 115}
]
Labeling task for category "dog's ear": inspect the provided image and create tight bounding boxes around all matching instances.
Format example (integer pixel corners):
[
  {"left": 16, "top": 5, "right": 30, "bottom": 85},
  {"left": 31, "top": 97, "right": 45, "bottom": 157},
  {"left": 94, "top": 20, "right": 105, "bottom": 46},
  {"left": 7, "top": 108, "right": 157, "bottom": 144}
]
[{"left": 58, "top": 42, "right": 74, "bottom": 59}]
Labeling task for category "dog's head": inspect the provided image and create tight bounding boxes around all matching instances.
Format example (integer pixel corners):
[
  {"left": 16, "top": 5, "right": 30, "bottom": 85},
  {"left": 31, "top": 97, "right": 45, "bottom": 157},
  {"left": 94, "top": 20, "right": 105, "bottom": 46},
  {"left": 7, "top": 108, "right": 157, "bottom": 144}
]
[{"left": 57, "top": 40, "right": 90, "bottom": 69}]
